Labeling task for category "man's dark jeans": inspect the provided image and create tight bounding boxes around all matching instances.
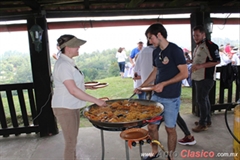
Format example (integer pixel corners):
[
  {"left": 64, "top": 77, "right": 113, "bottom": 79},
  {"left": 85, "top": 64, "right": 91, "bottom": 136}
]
[{"left": 194, "top": 79, "right": 214, "bottom": 126}]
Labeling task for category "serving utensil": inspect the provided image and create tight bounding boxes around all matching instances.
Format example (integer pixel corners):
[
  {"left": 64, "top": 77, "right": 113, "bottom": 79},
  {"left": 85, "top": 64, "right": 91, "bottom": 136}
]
[{"left": 128, "top": 93, "right": 136, "bottom": 102}]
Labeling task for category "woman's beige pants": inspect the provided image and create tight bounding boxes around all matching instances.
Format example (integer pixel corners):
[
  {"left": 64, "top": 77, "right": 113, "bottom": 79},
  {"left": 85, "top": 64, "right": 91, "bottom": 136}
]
[{"left": 53, "top": 108, "right": 80, "bottom": 160}]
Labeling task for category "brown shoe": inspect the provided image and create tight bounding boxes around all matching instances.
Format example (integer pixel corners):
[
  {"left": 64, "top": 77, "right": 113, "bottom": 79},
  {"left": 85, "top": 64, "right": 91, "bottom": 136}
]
[
  {"left": 192, "top": 125, "right": 208, "bottom": 132},
  {"left": 194, "top": 121, "right": 211, "bottom": 127}
]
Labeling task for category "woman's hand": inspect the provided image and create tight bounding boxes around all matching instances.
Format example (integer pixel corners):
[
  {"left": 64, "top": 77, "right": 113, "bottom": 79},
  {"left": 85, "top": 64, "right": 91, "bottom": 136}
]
[
  {"left": 85, "top": 86, "right": 97, "bottom": 90},
  {"left": 95, "top": 99, "right": 107, "bottom": 107}
]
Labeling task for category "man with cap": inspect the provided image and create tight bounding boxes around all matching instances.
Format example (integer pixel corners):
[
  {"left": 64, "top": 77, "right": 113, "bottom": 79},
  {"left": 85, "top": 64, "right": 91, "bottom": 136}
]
[
  {"left": 129, "top": 41, "right": 144, "bottom": 67},
  {"left": 51, "top": 34, "right": 106, "bottom": 160}
]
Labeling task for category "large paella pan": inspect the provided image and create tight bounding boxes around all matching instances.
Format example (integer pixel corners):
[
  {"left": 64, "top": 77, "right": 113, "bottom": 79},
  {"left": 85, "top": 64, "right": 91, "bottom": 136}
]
[{"left": 83, "top": 99, "right": 164, "bottom": 131}]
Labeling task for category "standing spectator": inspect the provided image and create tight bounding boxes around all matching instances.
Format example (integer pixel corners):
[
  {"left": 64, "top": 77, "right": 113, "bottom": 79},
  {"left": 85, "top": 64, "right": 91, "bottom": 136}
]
[
  {"left": 219, "top": 45, "right": 231, "bottom": 66},
  {"left": 51, "top": 34, "right": 106, "bottom": 160},
  {"left": 133, "top": 41, "right": 155, "bottom": 99},
  {"left": 191, "top": 25, "right": 220, "bottom": 132},
  {"left": 182, "top": 49, "right": 193, "bottom": 87},
  {"left": 129, "top": 41, "right": 144, "bottom": 67},
  {"left": 132, "top": 54, "right": 142, "bottom": 93},
  {"left": 116, "top": 47, "right": 127, "bottom": 78},
  {"left": 233, "top": 47, "right": 240, "bottom": 59},
  {"left": 230, "top": 48, "right": 240, "bottom": 66},
  {"left": 225, "top": 43, "right": 231, "bottom": 54},
  {"left": 136, "top": 23, "right": 188, "bottom": 160},
  {"left": 216, "top": 45, "right": 231, "bottom": 79}
]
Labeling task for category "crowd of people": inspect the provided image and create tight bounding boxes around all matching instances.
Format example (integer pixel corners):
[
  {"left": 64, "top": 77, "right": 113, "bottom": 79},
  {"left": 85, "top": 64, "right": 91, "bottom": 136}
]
[{"left": 51, "top": 23, "right": 238, "bottom": 160}]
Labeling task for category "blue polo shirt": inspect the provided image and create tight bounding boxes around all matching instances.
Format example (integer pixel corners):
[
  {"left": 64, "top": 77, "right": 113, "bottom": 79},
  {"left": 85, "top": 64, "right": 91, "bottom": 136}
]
[
  {"left": 130, "top": 47, "right": 140, "bottom": 59},
  {"left": 153, "top": 42, "right": 186, "bottom": 98}
]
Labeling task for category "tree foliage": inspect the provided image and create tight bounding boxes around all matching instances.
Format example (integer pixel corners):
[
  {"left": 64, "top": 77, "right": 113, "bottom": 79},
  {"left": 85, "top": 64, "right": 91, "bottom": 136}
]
[
  {"left": 0, "top": 51, "right": 33, "bottom": 84},
  {"left": 75, "top": 48, "right": 130, "bottom": 80},
  {"left": 0, "top": 48, "right": 131, "bottom": 84},
  {"left": 1, "top": 35, "right": 239, "bottom": 85}
]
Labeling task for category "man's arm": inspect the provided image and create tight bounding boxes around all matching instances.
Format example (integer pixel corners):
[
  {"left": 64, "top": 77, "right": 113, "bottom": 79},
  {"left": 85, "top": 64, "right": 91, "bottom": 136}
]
[
  {"left": 129, "top": 48, "right": 137, "bottom": 66},
  {"left": 192, "top": 61, "right": 220, "bottom": 72},
  {"left": 129, "top": 56, "right": 135, "bottom": 66}
]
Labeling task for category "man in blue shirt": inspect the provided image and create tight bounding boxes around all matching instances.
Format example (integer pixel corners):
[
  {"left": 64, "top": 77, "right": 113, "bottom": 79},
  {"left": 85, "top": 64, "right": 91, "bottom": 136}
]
[
  {"left": 129, "top": 41, "right": 143, "bottom": 67},
  {"left": 137, "top": 23, "right": 188, "bottom": 160}
]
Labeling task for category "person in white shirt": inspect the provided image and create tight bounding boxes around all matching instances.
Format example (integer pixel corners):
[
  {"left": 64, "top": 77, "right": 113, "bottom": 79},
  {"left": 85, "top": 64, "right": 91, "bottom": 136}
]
[
  {"left": 133, "top": 41, "right": 155, "bottom": 99},
  {"left": 51, "top": 34, "right": 106, "bottom": 160},
  {"left": 132, "top": 54, "right": 142, "bottom": 95},
  {"left": 219, "top": 46, "right": 232, "bottom": 66},
  {"left": 116, "top": 47, "right": 127, "bottom": 78},
  {"left": 216, "top": 45, "right": 231, "bottom": 79},
  {"left": 230, "top": 49, "right": 240, "bottom": 66}
]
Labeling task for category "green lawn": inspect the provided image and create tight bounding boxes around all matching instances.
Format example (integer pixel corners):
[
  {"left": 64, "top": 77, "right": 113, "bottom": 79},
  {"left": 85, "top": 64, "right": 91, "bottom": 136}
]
[{"left": 85, "top": 76, "right": 193, "bottom": 112}]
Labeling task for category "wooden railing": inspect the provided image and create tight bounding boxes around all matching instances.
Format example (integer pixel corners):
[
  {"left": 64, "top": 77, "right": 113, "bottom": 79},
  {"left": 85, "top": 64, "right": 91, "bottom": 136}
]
[
  {"left": 0, "top": 83, "right": 39, "bottom": 137},
  {"left": 192, "top": 65, "right": 240, "bottom": 116}
]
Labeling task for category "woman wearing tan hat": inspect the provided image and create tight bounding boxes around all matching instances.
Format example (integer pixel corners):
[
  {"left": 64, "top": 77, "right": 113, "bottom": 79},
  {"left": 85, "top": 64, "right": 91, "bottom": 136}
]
[{"left": 51, "top": 34, "right": 106, "bottom": 160}]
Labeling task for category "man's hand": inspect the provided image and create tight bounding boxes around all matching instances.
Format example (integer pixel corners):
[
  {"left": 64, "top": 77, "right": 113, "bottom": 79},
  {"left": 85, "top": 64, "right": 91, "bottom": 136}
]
[
  {"left": 132, "top": 75, "right": 141, "bottom": 81},
  {"left": 191, "top": 64, "right": 202, "bottom": 72},
  {"left": 153, "top": 83, "right": 164, "bottom": 93}
]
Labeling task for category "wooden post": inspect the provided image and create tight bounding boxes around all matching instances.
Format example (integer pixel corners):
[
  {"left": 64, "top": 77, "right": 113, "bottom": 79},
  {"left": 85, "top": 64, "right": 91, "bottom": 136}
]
[{"left": 27, "top": 16, "right": 58, "bottom": 137}]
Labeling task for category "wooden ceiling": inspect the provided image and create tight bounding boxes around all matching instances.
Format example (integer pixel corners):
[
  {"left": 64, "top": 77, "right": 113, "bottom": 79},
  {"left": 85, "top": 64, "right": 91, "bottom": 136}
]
[{"left": 0, "top": 0, "right": 239, "bottom": 21}]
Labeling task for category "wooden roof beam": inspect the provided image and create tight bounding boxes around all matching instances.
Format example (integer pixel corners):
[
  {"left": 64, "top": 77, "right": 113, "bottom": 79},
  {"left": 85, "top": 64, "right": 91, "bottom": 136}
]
[
  {"left": 84, "top": 0, "right": 90, "bottom": 9},
  {"left": 126, "top": 0, "right": 145, "bottom": 8},
  {"left": 21, "top": 0, "right": 41, "bottom": 11}
]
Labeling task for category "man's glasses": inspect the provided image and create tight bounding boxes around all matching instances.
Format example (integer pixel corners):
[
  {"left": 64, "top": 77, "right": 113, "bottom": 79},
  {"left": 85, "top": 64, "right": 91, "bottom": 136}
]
[{"left": 159, "top": 50, "right": 164, "bottom": 62}]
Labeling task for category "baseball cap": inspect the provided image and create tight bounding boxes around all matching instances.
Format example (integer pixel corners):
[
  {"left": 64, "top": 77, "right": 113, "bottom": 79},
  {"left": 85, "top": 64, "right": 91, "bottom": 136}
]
[
  {"left": 60, "top": 37, "right": 86, "bottom": 49},
  {"left": 233, "top": 47, "right": 238, "bottom": 51}
]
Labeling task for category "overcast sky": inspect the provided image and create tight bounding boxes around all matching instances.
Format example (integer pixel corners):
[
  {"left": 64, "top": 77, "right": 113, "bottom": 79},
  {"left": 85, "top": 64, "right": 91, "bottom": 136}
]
[{"left": 0, "top": 14, "right": 239, "bottom": 55}]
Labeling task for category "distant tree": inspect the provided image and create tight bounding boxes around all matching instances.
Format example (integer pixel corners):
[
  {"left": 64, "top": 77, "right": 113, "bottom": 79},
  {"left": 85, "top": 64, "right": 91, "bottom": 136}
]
[
  {"left": 13, "top": 58, "right": 32, "bottom": 83},
  {"left": 0, "top": 48, "right": 132, "bottom": 84},
  {"left": 0, "top": 51, "right": 32, "bottom": 84},
  {"left": 108, "top": 62, "right": 119, "bottom": 77},
  {"left": 75, "top": 48, "right": 119, "bottom": 80},
  {"left": 82, "top": 68, "right": 98, "bottom": 81}
]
